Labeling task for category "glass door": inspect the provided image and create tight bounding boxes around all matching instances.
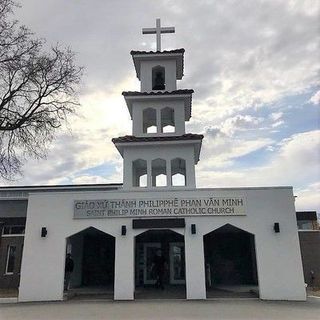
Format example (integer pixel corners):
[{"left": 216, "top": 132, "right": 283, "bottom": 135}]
[
  {"left": 143, "top": 243, "right": 161, "bottom": 284},
  {"left": 169, "top": 242, "right": 185, "bottom": 284}
]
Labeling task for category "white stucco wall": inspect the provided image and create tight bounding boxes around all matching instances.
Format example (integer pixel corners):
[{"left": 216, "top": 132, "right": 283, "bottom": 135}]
[
  {"left": 140, "top": 60, "right": 177, "bottom": 92},
  {"left": 122, "top": 143, "right": 196, "bottom": 189},
  {"left": 18, "top": 187, "right": 306, "bottom": 302},
  {"left": 132, "top": 100, "right": 186, "bottom": 136}
]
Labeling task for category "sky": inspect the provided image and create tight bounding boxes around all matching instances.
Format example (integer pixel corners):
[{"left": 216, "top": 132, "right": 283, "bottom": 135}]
[{"left": 3, "top": 0, "right": 320, "bottom": 212}]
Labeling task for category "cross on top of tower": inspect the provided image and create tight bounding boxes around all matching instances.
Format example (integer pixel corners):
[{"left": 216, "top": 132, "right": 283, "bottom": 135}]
[{"left": 142, "top": 18, "right": 175, "bottom": 52}]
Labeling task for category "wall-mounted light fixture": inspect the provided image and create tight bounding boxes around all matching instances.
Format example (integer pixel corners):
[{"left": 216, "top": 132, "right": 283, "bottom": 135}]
[
  {"left": 41, "top": 227, "right": 47, "bottom": 237},
  {"left": 191, "top": 224, "right": 196, "bottom": 234},
  {"left": 274, "top": 223, "right": 280, "bottom": 233},
  {"left": 121, "top": 225, "right": 127, "bottom": 236}
]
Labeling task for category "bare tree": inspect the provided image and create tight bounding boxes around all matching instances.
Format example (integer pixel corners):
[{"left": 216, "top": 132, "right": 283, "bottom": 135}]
[{"left": 0, "top": 0, "right": 82, "bottom": 179}]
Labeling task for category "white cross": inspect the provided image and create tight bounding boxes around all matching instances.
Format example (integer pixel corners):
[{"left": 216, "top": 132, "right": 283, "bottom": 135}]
[{"left": 142, "top": 18, "right": 175, "bottom": 51}]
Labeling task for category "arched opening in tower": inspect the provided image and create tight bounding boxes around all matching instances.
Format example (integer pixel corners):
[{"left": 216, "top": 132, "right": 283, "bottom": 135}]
[{"left": 152, "top": 65, "right": 165, "bottom": 90}]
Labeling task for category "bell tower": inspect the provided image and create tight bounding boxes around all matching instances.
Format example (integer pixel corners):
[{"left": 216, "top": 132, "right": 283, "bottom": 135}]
[{"left": 112, "top": 19, "right": 203, "bottom": 190}]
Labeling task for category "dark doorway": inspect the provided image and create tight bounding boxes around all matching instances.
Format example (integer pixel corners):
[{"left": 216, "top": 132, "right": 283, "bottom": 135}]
[
  {"left": 204, "top": 224, "right": 259, "bottom": 298},
  {"left": 135, "top": 229, "right": 186, "bottom": 299},
  {"left": 82, "top": 230, "right": 115, "bottom": 286},
  {"left": 152, "top": 66, "right": 165, "bottom": 90},
  {"left": 65, "top": 227, "right": 115, "bottom": 299}
]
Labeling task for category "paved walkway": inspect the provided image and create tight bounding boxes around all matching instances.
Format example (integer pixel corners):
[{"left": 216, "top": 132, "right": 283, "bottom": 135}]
[{"left": 0, "top": 298, "right": 319, "bottom": 320}]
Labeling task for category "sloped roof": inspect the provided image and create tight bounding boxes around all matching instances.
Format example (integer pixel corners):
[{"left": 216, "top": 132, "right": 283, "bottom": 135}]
[
  {"left": 130, "top": 49, "right": 185, "bottom": 80},
  {"left": 122, "top": 89, "right": 193, "bottom": 96},
  {"left": 112, "top": 134, "right": 203, "bottom": 163},
  {"left": 130, "top": 49, "right": 185, "bottom": 55},
  {"left": 112, "top": 133, "right": 203, "bottom": 144},
  {"left": 122, "top": 89, "right": 193, "bottom": 121}
]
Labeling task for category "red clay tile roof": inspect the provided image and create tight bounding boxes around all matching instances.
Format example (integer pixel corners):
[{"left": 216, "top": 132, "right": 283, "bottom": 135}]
[
  {"left": 130, "top": 49, "right": 185, "bottom": 55},
  {"left": 112, "top": 134, "right": 203, "bottom": 144},
  {"left": 122, "top": 89, "right": 194, "bottom": 96}
]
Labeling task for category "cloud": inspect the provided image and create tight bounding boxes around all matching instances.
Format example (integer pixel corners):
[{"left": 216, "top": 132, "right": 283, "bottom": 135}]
[
  {"left": 15, "top": 1, "right": 319, "bottom": 113},
  {"left": 271, "top": 120, "right": 284, "bottom": 128},
  {"left": 270, "top": 112, "right": 283, "bottom": 121},
  {"left": 200, "top": 136, "right": 273, "bottom": 169},
  {"left": 220, "top": 115, "right": 264, "bottom": 136},
  {"left": 197, "top": 130, "right": 320, "bottom": 189},
  {"left": 204, "top": 114, "right": 264, "bottom": 138},
  {"left": 71, "top": 175, "right": 113, "bottom": 185},
  {"left": 2, "top": 1, "right": 318, "bottom": 216},
  {"left": 309, "top": 90, "right": 320, "bottom": 105},
  {"left": 295, "top": 182, "right": 320, "bottom": 212},
  {"left": 10, "top": 81, "right": 135, "bottom": 185}
]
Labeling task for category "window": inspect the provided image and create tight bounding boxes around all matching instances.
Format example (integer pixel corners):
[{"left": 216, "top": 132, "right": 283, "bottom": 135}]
[
  {"left": 139, "top": 174, "right": 147, "bottom": 187},
  {"left": 5, "top": 246, "right": 16, "bottom": 274},
  {"left": 171, "top": 158, "right": 186, "bottom": 186},
  {"left": 132, "top": 159, "right": 147, "bottom": 187},
  {"left": 152, "top": 66, "right": 165, "bottom": 90},
  {"left": 161, "top": 107, "right": 175, "bottom": 133},
  {"left": 143, "top": 108, "right": 157, "bottom": 133},
  {"left": 2, "top": 225, "right": 25, "bottom": 236},
  {"left": 151, "top": 158, "right": 167, "bottom": 187}
]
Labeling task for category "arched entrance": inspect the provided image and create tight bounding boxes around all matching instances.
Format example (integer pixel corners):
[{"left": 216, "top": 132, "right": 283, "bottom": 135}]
[
  {"left": 204, "top": 224, "right": 259, "bottom": 298},
  {"left": 64, "top": 227, "right": 115, "bottom": 299},
  {"left": 135, "top": 229, "right": 186, "bottom": 299}
]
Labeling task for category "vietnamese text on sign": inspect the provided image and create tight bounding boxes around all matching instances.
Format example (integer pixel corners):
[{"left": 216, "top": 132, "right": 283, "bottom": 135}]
[{"left": 74, "top": 197, "right": 246, "bottom": 219}]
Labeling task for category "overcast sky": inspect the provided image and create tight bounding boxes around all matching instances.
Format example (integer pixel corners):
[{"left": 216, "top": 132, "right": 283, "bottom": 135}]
[{"left": 4, "top": 0, "right": 320, "bottom": 212}]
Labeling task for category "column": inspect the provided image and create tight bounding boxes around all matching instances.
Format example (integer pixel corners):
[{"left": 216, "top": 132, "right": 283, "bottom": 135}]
[
  {"left": 156, "top": 108, "right": 161, "bottom": 133},
  {"left": 166, "top": 159, "right": 172, "bottom": 186},
  {"left": 114, "top": 234, "right": 135, "bottom": 300},
  {"left": 123, "top": 158, "right": 132, "bottom": 189},
  {"left": 186, "top": 158, "right": 196, "bottom": 188},
  {"left": 175, "top": 105, "right": 185, "bottom": 134},
  {"left": 184, "top": 229, "right": 206, "bottom": 299},
  {"left": 147, "top": 160, "right": 152, "bottom": 188}
]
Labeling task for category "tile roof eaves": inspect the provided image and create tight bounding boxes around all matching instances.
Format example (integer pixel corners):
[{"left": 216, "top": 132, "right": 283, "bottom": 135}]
[
  {"left": 112, "top": 134, "right": 204, "bottom": 144},
  {"left": 130, "top": 49, "right": 185, "bottom": 55},
  {"left": 122, "top": 89, "right": 194, "bottom": 97}
]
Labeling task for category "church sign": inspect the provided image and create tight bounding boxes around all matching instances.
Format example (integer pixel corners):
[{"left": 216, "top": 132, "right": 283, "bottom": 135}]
[{"left": 74, "top": 197, "right": 246, "bottom": 219}]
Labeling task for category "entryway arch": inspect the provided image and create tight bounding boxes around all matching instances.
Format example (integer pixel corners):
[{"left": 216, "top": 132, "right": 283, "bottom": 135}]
[
  {"left": 203, "top": 224, "right": 259, "bottom": 298},
  {"left": 64, "top": 227, "right": 115, "bottom": 299},
  {"left": 134, "top": 229, "right": 186, "bottom": 299}
]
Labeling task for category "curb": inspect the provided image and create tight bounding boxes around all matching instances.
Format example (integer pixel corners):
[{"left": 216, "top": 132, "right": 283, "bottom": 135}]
[{"left": 0, "top": 297, "right": 18, "bottom": 304}]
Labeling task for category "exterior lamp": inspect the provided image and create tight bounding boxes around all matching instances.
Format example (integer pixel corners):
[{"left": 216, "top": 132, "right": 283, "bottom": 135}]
[{"left": 41, "top": 227, "right": 47, "bottom": 237}]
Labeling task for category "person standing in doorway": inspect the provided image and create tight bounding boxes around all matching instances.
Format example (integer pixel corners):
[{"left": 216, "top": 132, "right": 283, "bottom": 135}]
[
  {"left": 151, "top": 249, "right": 167, "bottom": 290},
  {"left": 64, "top": 253, "right": 74, "bottom": 291}
]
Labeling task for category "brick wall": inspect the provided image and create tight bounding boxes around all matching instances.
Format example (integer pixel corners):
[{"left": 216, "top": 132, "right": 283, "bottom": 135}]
[{"left": 299, "top": 231, "right": 320, "bottom": 287}]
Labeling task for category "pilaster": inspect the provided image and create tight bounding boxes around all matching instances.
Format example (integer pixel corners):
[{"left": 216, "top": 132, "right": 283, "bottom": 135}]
[
  {"left": 185, "top": 229, "right": 206, "bottom": 299},
  {"left": 114, "top": 235, "right": 135, "bottom": 300}
]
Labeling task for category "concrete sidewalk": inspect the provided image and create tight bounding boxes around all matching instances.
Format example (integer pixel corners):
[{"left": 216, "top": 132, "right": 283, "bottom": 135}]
[{"left": 0, "top": 298, "right": 319, "bottom": 320}]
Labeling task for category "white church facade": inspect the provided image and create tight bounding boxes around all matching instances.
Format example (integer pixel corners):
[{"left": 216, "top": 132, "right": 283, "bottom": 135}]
[{"left": 0, "top": 20, "right": 306, "bottom": 302}]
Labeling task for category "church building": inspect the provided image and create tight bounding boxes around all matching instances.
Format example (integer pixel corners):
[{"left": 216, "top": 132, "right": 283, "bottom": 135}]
[{"left": 0, "top": 19, "right": 306, "bottom": 302}]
